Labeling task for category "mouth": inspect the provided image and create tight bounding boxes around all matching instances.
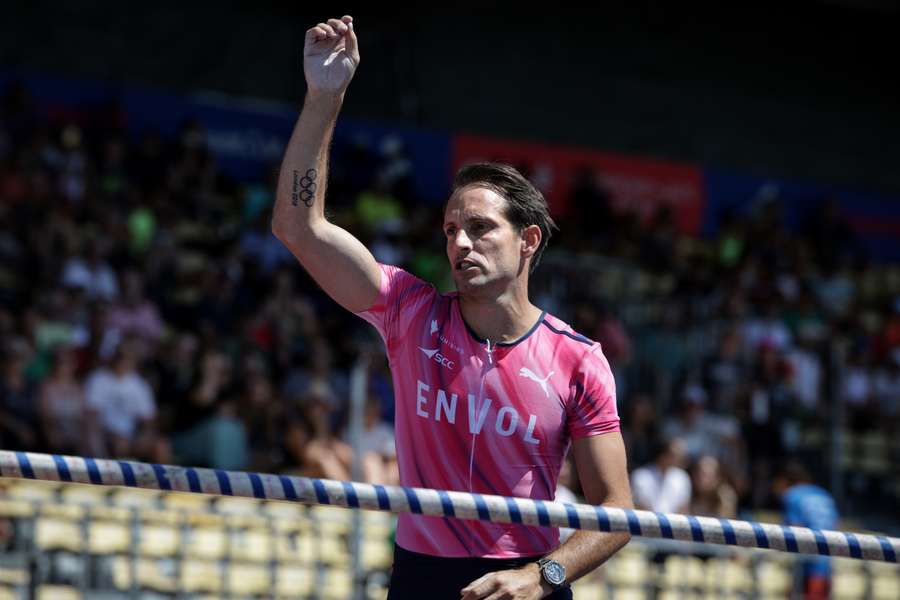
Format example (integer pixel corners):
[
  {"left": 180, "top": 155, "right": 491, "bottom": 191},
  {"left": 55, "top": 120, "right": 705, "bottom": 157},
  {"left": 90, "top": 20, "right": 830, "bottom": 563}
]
[{"left": 455, "top": 259, "right": 479, "bottom": 272}]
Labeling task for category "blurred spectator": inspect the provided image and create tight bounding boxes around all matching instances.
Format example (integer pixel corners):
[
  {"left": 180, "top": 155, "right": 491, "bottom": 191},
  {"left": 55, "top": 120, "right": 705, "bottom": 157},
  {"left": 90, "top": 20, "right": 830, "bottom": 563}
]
[
  {"left": 621, "top": 393, "right": 659, "bottom": 469},
  {"left": 662, "top": 384, "right": 739, "bottom": 463},
  {"left": 689, "top": 455, "right": 737, "bottom": 518},
  {"left": 103, "top": 269, "right": 164, "bottom": 359},
  {"left": 170, "top": 349, "right": 247, "bottom": 470},
  {"left": 61, "top": 239, "right": 119, "bottom": 301},
  {"left": 631, "top": 437, "right": 691, "bottom": 514},
  {"left": 239, "top": 356, "right": 285, "bottom": 473},
  {"left": 85, "top": 338, "right": 167, "bottom": 462},
  {"left": 773, "top": 460, "right": 839, "bottom": 600},
  {"left": 285, "top": 380, "right": 352, "bottom": 481},
  {"left": 37, "top": 345, "right": 103, "bottom": 456},
  {"left": 0, "top": 338, "right": 38, "bottom": 450},
  {"left": 350, "top": 395, "right": 398, "bottom": 485},
  {"left": 840, "top": 348, "right": 876, "bottom": 433},
  {"left": 701, "top": 328, "right": 748, "bottom": 413}
]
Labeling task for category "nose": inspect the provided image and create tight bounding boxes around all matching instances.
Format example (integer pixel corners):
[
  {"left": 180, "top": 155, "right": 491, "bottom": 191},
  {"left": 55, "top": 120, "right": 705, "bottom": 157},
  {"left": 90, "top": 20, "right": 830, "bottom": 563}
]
[{"left": 453, "top": 228, "right": 472, "bottom": 250}]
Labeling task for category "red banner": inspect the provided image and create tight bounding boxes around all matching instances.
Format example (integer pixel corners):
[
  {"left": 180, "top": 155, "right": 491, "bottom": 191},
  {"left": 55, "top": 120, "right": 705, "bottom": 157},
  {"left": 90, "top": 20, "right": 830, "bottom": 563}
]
[{"left": 451, "top": 134, "right": 706, "bottom": 235}]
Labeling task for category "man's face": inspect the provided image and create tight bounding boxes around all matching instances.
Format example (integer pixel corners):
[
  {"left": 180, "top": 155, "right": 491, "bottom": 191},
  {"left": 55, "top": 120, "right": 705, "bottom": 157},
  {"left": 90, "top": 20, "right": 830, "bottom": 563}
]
[{"left": 443, "top": 186, "right": 525, "bottom": 295}]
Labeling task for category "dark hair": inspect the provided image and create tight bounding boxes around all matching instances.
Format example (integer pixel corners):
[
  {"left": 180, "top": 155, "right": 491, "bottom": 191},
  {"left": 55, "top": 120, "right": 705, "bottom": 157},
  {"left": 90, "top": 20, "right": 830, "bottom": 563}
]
[
  {"left": 777, "top": 459, "right": 813, "bottom": 486},
  {"left": 450, "top": 162, "right": 558, "bottom": 273}
]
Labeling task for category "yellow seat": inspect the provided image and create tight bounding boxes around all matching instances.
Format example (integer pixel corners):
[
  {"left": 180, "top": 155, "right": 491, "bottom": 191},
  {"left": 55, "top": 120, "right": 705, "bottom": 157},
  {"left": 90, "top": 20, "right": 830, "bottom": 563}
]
[
  {"left": 265, "top": 501, "right": 308, "bottom": 532},
  {"left": 872, "top": 569, "right": 900, "bottom": 600},
  {"left": 323, "top": 567, "right": 353, "bottom": 600},
  {"left": 361, "top": 538, "right": 393, "bottom": 570},
  {"left": 139, "top": 509, "right": 180, "bottom": 526},
  {"left": 60, "top": 482, "right": 109, "bottom": 506},
  {"left": 110, "top": 487, "right": 161, "bottom": 510},
  {"left": 361, "top": 509, "right": 394, "bottom": 538},
  {"left": 228, "top": 563, "right": 272, "bottom": 596},
  {"left": 185, "top": 525, "right": 227, "bottom": 560},
  {"left": 604, "top": 552, "right": 648, "bottom": 587},
  {"left": 136, "top": 558, "right": 177, "bottom": 593},
  {"left": 276, "top": 564, "right": 314, "bottom": 598},
  {"left": 217, "top": 496, "right": 262, "bottom": 516},
  {"left": 35, "top": 517, "right": 83, "bottom": 553},
  {"left": 231, "top": 527, "right": 274, "bottom": 562},
  {"left": 0, "top": 585, "right": 18, "bottom": 600},
  {"left": 571, "top": 577, "right": 606, "bottom": 600},
  {"left": 277, "top": 531, "right": 317, "bottom": 564},
  {"left": 704, "top": 558, "right": 752, "bottom": 594},
  {"left": 833, "top": 569, "right": 866, "bottom": 599},
  {"left": 661, "top": 555, "right": 705, "bottom": 589},
  {"left": 319, "top": 534, "right": 350, "bottom": 566},
  {"left": 162, "top": 491, "right": 212, "bottom": 514},
  {"left": 6, "top": 481, "right": 58, "bottom": 503},
  {"left": 609, "top": 588, "right": 647, "bottom": 600},
  {"left": 89, "top": 505, "right": 130, "bottom": 522},
  {"left": 89, "top": 521, "right": 131, "bottom": 554},
  {"left": 39, "top": 503, "right": 84, "bottom": 521},
  {"left": 138, "top": 524, "right": 179, "bottom": 557},
  {"left": 0, "top": 567, "right": 28, "bottom": 586},
  {"left": 756, "top": 560, "right": 793, "bottom": 596},
  {"left": 0, "top": 499, "right": 34, "bottom": 518},
  {"left": 181, "top": 560, "right": 222, "bottom": 594},
  {"left": 36, "top": 585, "right": 79, "bottom": 600},
  {"left": 311, "top": 505, "right": 351, "bottom": 535},
  {"left": 109, "top": 556, "right": 132, "bottom": 590}
]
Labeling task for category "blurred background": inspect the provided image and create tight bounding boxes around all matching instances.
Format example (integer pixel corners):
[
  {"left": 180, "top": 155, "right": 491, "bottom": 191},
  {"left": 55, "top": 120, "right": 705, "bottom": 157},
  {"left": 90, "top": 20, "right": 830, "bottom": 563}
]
[{"left": 1, "top": 2, "right": 899, "bottom": 599}]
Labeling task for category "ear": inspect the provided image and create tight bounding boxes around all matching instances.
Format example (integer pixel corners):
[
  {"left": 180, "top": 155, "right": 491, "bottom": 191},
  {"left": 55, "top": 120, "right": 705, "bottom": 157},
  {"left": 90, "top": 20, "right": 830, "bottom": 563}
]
[{"left": 520, "top": 224, "right": 542, "bottom": 259}]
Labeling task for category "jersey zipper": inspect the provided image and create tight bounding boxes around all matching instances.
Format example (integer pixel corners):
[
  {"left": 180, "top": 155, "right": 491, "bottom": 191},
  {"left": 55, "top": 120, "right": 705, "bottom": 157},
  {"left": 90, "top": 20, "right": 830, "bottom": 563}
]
[{"left": 467, "top": 338, "right": 494, "bottom": 493}]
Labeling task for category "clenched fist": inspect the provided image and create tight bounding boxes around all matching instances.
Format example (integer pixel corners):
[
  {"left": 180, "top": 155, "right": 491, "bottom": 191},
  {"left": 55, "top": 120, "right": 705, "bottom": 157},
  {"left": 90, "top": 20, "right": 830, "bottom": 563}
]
[{"left": 304, "top": 15, "right": 360, "bottom": 97}]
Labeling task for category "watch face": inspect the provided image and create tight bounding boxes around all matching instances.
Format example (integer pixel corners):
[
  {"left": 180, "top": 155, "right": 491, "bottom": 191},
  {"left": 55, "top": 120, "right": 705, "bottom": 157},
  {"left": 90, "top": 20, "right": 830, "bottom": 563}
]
[{"left": 543, "top": 560, "right": 566, "bottom": 585}]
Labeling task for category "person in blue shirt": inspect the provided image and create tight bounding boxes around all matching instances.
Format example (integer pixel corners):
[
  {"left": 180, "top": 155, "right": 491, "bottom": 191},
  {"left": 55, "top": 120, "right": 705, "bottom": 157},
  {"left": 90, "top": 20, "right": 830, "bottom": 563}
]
[{"left": 772, "top": 460, "right": 839, "bottom": 600}]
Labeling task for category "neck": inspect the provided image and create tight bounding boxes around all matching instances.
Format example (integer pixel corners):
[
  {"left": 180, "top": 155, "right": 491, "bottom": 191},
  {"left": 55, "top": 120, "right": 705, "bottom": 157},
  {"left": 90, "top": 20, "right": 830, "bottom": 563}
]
[{"left": 459, "top": 285, "right": 542, "bottom": 344}]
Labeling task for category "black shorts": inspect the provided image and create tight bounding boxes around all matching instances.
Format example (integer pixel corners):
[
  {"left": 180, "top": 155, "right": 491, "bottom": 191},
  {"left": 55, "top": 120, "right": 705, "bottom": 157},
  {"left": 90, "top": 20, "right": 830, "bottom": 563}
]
[{"left": 387, "top": 545, "right": 574, "bottom": 600}]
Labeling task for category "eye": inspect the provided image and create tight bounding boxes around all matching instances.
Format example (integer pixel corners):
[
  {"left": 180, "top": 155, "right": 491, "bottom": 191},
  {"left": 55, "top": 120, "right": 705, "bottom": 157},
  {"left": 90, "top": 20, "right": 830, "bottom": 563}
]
[
  {"left": 444, "top": 226, "right": 456, "bottom": 237},
  {"left": 470, "top": 221, "right": 491, "bottom": 235}
]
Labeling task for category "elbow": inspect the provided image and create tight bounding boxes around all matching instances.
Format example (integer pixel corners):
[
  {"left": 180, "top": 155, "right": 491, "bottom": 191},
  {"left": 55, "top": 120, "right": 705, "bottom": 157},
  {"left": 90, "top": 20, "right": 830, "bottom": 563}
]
[
  {"left": 271, "top": 217, "right": 289, "bottom": 243},
  {"left": 271, "top": 217, "right": 302, "bottom": 253}
]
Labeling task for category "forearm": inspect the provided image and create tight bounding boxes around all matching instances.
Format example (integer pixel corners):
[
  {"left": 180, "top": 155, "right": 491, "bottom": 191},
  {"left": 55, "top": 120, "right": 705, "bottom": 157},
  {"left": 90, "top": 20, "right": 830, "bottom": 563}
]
[
  {"left": 272, "top": 91, "right": 343, "bottom": 244},
  {"left": 542, "top": 528, "right": 631, "bottom": 585}
]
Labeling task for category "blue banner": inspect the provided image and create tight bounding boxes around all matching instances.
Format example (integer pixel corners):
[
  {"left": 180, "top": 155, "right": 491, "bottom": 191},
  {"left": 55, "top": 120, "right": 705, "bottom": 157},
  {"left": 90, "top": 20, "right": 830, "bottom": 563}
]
[
  {"left": 1, "top": 71, "right": 452, "bottom": 203},
  {"left": 704, "top": 169, "right": 900, "bottom": 261}
]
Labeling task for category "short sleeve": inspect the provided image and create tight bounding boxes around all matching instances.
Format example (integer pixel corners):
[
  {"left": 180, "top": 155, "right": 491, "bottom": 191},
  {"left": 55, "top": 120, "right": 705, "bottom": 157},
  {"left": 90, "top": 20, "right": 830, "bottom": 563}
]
[
  {"left": 567, "top": 345, "right": 620, "bottom": 439},
  {"left": 354, "top": 263, "right": 436, "bottom": 350}
]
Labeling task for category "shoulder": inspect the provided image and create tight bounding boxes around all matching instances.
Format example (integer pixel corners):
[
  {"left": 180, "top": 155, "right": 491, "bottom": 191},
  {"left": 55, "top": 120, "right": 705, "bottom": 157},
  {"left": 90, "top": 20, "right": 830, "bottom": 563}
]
[
  {"left": 540, "top": 313, "right": 612, "bottom": 375},
  {"left": 540, "top": 313, "right": 596, "bottom": 348}
]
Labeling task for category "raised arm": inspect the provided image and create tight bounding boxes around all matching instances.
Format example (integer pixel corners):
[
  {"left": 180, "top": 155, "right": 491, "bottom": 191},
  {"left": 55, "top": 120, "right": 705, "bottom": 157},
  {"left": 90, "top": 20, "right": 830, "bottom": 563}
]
[{"left": 272, "top": 15, "right": 381, "bottom": 314}]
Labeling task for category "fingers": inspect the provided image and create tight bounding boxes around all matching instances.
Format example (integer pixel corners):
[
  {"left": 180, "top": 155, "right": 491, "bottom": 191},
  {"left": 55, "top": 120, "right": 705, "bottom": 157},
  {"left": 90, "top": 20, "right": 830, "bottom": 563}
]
[
  {"left": 460, "top": 573, "right": 497, "bottom": 600},
  {"left": 306, "top": 17, "right": 355, "bottom": 47},
  {"left": 327, "top": 17, "right": 349, "bottom": 35},
  {"left": 343, "top": 19, "right": 359, "bottom": 59}
]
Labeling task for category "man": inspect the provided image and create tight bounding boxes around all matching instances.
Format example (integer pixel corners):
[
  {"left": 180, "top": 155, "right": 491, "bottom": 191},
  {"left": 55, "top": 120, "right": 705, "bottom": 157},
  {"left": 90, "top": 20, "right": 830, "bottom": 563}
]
[
  {"left": 630, "top": 437, "right": 691, "bottom": 515},
  {"left": 272, "top": 15, "right": 633, "bottom": 599},
  {"left": 773, "top": 461, "right": 838, "bottom": 600}
]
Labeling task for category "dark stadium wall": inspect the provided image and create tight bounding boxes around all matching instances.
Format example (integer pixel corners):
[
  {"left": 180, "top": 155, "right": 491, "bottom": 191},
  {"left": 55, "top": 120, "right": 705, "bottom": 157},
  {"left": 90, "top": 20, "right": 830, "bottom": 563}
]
[{"left": 1, "top": 3, "right": 898, "bottom": 193}]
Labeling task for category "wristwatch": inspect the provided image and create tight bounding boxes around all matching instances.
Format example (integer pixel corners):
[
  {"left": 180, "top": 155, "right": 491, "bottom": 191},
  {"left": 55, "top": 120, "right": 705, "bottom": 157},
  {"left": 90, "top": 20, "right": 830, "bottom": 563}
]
[{"left": 537, "top": 557, "right": 567, "bottom": 589}]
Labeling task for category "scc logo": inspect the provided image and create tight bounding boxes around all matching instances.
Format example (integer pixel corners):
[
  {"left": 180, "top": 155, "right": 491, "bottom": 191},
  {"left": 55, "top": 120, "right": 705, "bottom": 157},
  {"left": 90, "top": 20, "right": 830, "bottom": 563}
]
[{"left": 418, "top": 346, "right": 455, "bottom": 370}]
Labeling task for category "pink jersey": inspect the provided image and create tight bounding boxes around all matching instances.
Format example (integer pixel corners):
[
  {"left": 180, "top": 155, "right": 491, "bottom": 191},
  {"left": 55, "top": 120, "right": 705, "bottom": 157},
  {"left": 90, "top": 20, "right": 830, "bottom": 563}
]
[{"left": 356, "top": 264, "right": 620, "bottom": 558}]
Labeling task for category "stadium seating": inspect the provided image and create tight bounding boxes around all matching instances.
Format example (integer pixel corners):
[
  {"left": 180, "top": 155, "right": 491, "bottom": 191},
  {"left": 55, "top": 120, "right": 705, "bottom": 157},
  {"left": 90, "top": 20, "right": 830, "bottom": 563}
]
[{"left": 1, "top": 477, "right": 899, "bottom": 598}]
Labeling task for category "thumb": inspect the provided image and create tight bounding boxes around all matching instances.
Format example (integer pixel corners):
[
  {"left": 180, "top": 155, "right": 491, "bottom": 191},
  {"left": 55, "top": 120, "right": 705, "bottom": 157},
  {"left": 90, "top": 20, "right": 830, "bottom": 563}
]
[{"left": 343, "top": 21, "right": 359, "bottom": 62}]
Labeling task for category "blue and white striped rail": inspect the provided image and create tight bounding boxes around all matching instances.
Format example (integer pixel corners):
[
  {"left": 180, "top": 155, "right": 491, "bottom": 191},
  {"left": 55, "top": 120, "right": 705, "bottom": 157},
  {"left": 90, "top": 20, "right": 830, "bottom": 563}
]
[{"left": 1, "top": 450, "right": 897, "bottom": 562}]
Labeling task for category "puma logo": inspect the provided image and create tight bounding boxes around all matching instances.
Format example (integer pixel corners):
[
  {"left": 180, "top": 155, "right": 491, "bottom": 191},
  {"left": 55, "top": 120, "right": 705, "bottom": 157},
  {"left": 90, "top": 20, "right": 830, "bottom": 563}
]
[{"left": 519, "top": 367, "right": 554, "bottom": 398}]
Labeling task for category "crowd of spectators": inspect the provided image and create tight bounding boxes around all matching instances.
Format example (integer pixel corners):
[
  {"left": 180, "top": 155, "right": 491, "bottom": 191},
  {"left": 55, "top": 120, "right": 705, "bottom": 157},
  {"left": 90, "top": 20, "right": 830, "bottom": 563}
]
[{"left": 1, "top": 80, "right": 898, "bottom": 529}]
